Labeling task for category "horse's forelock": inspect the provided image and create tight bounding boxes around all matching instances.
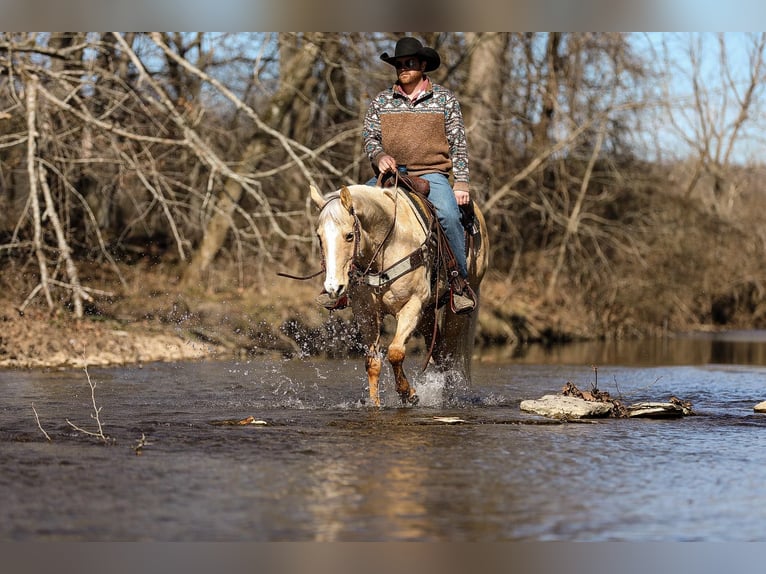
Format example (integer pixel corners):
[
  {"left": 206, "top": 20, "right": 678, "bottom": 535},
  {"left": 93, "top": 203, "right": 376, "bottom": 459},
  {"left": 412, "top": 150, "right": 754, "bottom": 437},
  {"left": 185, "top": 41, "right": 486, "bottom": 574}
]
[
  {"left": 318, "top": 185, "right": 387, "bottom": 227},
  {"left": 317, "top": 194, "right": 348, "bottom": 226}
]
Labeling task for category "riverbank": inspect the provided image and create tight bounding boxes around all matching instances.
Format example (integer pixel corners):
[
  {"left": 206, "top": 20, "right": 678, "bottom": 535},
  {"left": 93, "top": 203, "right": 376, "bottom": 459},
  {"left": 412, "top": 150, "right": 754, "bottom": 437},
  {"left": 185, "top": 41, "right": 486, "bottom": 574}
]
[
  {"left": 0, "top": 268, "right": 684, "bottom": 368},
  {"left": 1, "top": 268, "right": 600, "bottom": 369},
  {"left": 0, "top": 304, "right": 218, "bottom": 369}
]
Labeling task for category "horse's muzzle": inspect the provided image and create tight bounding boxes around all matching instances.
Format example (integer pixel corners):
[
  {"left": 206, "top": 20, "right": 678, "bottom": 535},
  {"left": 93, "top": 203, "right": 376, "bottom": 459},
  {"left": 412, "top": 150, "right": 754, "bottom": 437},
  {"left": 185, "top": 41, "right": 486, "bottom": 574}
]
[{"left": 323, "top": 283, "right": 347, "bottom": 300}]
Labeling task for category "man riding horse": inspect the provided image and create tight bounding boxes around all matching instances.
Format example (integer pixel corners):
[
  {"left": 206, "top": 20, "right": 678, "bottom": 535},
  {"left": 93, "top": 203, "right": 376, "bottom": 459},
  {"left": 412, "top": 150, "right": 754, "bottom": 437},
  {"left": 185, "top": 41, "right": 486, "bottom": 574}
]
[{"left": 317, "top": 36, "right": 476, "bottom": 314}]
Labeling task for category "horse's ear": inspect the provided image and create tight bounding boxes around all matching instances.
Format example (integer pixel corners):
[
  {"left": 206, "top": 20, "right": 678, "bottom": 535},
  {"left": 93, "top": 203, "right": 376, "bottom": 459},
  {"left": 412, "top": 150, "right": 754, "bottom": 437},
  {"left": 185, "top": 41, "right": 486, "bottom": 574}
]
[
  {"left": 340, "top": 186, "right": 354, "bottom": 213},
  {"left": 309, "top": 185, "right": 326, "bottom": 209}
]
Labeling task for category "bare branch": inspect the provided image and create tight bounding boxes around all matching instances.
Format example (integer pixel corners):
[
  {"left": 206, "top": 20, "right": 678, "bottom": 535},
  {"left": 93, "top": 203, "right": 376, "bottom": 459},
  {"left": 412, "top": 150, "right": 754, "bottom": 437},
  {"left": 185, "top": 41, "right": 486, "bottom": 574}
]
[
  {"left": 147, "top": 32, "right": 347, "bottom": 186},
  {"left": 34, "top": 81, "right": 183, "bottom": 146},
  {"left": 39, "top": 165, "right": 89, "bottom": 317},
  {"left": 546, "top": 119, "right": 607, "bottom": 297},
  {"left": 66, "top": 366, "right": 111, "bottom": 444},
  {"left": 24, "top": 75, "right": 54, "bottom": 312},
  {"left": 484, "top": 118, "right": 596, "bottom": 212},
  {"left": 32, "top": 404, "right": 52, "bottom": 442}
]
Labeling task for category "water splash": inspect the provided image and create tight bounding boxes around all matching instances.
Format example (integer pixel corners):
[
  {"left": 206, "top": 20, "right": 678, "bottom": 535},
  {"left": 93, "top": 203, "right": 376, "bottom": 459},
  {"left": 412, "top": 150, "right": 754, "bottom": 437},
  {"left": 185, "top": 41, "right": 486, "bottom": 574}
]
[{"left": 413, "top": 370, "right": 448, "bottom": 407}]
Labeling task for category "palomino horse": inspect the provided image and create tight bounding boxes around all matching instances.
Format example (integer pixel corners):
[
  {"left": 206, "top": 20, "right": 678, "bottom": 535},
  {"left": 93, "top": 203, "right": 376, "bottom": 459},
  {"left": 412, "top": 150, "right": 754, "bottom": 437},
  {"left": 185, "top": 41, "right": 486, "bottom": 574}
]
[{"left": 310, "top": 183, "right": 489, "bottom": 406}]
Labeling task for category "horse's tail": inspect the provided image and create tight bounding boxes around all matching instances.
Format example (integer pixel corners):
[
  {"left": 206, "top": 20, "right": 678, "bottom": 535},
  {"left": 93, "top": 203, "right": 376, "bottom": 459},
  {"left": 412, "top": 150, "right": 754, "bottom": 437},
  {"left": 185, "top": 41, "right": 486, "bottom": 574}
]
[
  {"left": 439, "top": 286, "right": 481, "bottom": 382},
  {"left": 435, "top": 203, "right": 489, "bottom": 385}
]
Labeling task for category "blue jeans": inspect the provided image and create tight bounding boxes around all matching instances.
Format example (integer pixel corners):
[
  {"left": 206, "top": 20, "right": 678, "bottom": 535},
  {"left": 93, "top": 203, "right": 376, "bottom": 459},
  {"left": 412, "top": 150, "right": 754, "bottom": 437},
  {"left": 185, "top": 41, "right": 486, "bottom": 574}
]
[{"left": 367, "top": 173, "right": 467, "bottom": 278}]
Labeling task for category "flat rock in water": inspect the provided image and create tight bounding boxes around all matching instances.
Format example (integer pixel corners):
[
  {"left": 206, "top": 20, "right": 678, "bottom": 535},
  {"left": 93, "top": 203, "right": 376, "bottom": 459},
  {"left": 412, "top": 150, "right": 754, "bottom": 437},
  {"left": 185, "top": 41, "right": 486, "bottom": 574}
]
[
  {"left": 627, "top": 401, "right": 688, "bottom": 418},
  {"left": 520, "top": 395, "right": 614, "bottom": 419},
  {"left": 755, "top": 401, "right": 766, "bottom": 413}
]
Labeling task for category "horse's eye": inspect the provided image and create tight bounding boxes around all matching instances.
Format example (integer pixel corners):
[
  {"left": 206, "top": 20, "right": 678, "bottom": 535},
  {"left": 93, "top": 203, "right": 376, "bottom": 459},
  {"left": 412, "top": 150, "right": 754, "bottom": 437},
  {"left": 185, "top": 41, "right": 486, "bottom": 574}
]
[{"left": 345, "top": 232, "right": 354, "bottom": 242}]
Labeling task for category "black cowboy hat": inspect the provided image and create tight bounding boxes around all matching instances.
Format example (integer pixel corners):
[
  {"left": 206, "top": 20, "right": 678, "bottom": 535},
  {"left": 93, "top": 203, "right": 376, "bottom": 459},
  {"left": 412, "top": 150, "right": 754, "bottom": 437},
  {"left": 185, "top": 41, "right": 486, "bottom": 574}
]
[{"left": 380, "top": 37, "right": 441, "bottom": 72}]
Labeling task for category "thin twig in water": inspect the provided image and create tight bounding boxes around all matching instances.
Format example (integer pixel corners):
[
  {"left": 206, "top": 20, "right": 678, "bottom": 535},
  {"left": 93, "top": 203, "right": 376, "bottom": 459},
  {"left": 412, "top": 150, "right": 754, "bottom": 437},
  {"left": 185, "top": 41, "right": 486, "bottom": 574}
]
[
  {"left": 66, "top": 365, "right": 111, "bottom": 443},
  {"left": 65, "top": 418, "right": 106, "bottom": 441},
  {"left": 612, "top": 375, "right": 623, "bottom": 400},
  {"left": 611, "top": 374, "right": 664, "bottom": 401},
  {"left": 134, "top": 433, "right": 153, "bottom": 455},
  {"left": 32, "top": 403, "right": 51, "bottom": 441}
]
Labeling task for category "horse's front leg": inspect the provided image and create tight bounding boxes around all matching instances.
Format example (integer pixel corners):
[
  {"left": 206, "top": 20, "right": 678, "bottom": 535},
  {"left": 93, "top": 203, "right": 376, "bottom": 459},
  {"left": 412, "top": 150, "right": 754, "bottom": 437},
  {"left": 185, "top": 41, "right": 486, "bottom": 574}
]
[
  {"left": 356, "top": 296, "right": 383, "bottom": 407},
  {"left": 389, "top": 300, "right": 423, "bottom": 405},
  {"left": 365, "top": 344, "right": 382, "bottom": 407}
]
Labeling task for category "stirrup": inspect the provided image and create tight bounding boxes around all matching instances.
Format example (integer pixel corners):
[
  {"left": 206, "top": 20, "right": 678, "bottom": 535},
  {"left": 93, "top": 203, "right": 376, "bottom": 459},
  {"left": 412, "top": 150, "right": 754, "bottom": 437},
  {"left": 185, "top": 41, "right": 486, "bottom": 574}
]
[{"left": 450, "top": 282, "right": 475, "bottom": 315}]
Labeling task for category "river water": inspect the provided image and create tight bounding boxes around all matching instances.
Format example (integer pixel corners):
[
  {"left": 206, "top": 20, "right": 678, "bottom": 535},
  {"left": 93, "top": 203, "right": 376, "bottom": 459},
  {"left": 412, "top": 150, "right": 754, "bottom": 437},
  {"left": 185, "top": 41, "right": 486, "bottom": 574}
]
[{"left": 2, "top": 332, "right": 766, "bottom": 542}]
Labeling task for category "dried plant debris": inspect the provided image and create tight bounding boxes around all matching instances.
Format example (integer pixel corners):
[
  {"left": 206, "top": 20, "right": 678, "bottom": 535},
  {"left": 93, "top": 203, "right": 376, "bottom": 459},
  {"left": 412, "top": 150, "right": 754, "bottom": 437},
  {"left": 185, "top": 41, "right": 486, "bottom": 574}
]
[
  {"left": 560, "top": 382, "right": 694, "bottom": 419},
  {"left": 209, "top": 416, "right": 267, "bottom": 426},
  {"left": 561, "top": 381, "right": 629, "bottom": 417}
]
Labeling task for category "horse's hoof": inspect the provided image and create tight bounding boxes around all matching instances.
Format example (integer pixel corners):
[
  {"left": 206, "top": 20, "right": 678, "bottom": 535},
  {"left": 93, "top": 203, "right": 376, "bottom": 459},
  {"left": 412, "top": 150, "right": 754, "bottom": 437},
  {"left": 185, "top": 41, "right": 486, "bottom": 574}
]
[{"left": 407, "top": 393, "right": 420, "bottom": 406}]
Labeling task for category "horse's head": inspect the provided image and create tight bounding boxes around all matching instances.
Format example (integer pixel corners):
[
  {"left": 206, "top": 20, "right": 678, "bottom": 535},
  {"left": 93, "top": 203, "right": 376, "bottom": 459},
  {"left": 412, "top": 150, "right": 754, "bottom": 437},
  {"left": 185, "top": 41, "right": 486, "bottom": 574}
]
[{"left": 310, "top": 185, "right": 358, "bottom": 300}]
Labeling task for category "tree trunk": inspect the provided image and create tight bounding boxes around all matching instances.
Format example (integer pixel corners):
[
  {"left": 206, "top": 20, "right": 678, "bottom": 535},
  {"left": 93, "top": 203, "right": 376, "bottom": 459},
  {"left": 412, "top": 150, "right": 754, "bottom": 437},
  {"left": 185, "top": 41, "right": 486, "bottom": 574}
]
[
  {"left": 531, "top": 32, "right": 563, "bottom": 153},
  {"left": 180, "top": 33, "right": 322, "bottom": 289},
  {"left": 462, "top": 33, "right": 509, "bottom": 202},
  {"left": 180, "top": 141, "right": 263, "bottom": 289}
]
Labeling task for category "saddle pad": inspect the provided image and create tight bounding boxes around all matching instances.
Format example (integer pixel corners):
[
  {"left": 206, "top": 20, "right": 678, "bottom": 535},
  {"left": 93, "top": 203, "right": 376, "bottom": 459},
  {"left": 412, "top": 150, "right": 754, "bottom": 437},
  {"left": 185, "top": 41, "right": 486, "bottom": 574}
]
[{"left": 400, "top": 189, "right": 434, "bottom": 235}]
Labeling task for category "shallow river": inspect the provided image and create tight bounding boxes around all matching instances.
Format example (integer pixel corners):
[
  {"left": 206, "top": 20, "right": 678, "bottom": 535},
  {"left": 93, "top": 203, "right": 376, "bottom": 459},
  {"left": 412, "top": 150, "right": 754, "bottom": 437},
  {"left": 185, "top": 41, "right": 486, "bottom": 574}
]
[{"left": 2, "top": 331, "right": 766, "bottom": 541}]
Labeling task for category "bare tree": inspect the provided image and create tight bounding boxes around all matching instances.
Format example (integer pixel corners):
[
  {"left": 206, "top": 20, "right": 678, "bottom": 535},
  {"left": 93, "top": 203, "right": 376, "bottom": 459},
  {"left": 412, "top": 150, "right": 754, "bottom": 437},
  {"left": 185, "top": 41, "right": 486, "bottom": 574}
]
[
  {"left": 659, "top": 32, "right": 766, "bottom": 213},
  {"left": 3, "top": 32, "right": 766, "bottom": 339},
  {"left": 2, "top": 33, "right": 342, "bottom": 309}
]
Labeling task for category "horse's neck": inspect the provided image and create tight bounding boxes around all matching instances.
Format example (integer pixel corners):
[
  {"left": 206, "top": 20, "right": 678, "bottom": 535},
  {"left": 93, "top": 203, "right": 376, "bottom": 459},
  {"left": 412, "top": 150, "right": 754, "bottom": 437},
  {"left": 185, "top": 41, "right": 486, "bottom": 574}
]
[{"left": 356, "top": 190, "right": 422, "bottom": 259}]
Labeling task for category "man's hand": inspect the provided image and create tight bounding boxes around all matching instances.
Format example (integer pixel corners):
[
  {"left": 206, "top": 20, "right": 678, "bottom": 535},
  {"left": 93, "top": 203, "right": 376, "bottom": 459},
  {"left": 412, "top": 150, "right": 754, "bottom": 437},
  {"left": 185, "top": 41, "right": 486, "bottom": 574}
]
[
  {"left": 454, "top": 189, "right": 470, "bottom": 206},
  {"left": 377, "top": 154, "right": 397, "bottom": 173}
]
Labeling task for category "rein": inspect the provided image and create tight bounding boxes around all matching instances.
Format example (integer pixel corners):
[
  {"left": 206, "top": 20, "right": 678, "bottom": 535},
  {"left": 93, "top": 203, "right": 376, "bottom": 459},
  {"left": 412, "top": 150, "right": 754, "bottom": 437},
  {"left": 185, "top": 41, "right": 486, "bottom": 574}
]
[
  {"left": 350, "top": 177, "right": 439, "bottom": 292},
  {"left": 277, "top": 193, "right": 364, "bottom": 282},
  {"left": 276, "top": 269, "right": 323, "bottom": 281},
  {"left": 355, "top": 177, "right": 399, "bottom": 284},
  {"left": 364, "top": 181, "right": 445, "bottom": 373}
]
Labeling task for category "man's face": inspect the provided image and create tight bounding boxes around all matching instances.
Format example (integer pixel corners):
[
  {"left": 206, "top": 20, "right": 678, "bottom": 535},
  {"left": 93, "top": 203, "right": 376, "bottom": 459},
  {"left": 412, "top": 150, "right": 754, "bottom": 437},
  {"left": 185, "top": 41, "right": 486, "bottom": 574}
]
[{"left": 394, "top": 57, "right": 425, "bottom": 82}]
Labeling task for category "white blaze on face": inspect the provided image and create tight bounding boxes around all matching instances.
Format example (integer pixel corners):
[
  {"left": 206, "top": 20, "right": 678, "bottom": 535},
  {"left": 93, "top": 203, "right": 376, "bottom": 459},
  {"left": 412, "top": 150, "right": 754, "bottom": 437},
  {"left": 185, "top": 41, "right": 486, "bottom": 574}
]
[{"left": 322, "top": 223, "right": 346, "bottom": 297}]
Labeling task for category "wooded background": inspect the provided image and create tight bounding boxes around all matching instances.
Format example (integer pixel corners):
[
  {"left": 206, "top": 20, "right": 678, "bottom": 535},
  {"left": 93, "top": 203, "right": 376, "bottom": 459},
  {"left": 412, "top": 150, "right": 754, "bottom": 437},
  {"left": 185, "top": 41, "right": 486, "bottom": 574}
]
[{"left": 3, "top": 32, "right": 766, "bottom": 344}]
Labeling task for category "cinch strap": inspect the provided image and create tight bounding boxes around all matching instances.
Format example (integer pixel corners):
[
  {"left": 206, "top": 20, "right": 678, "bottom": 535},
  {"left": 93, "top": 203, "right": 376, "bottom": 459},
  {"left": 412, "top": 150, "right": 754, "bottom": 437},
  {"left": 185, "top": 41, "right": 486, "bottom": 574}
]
[{"left": 358, "top": 243, "right": 429, "bottom": 288}]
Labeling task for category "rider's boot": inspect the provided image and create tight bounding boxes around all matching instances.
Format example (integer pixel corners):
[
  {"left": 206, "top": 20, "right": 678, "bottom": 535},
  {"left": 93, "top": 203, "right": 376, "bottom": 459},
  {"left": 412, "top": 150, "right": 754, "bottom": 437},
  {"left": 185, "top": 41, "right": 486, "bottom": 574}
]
[{"left": 450, "top": 276, "right": 476, "bottom": 315}]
